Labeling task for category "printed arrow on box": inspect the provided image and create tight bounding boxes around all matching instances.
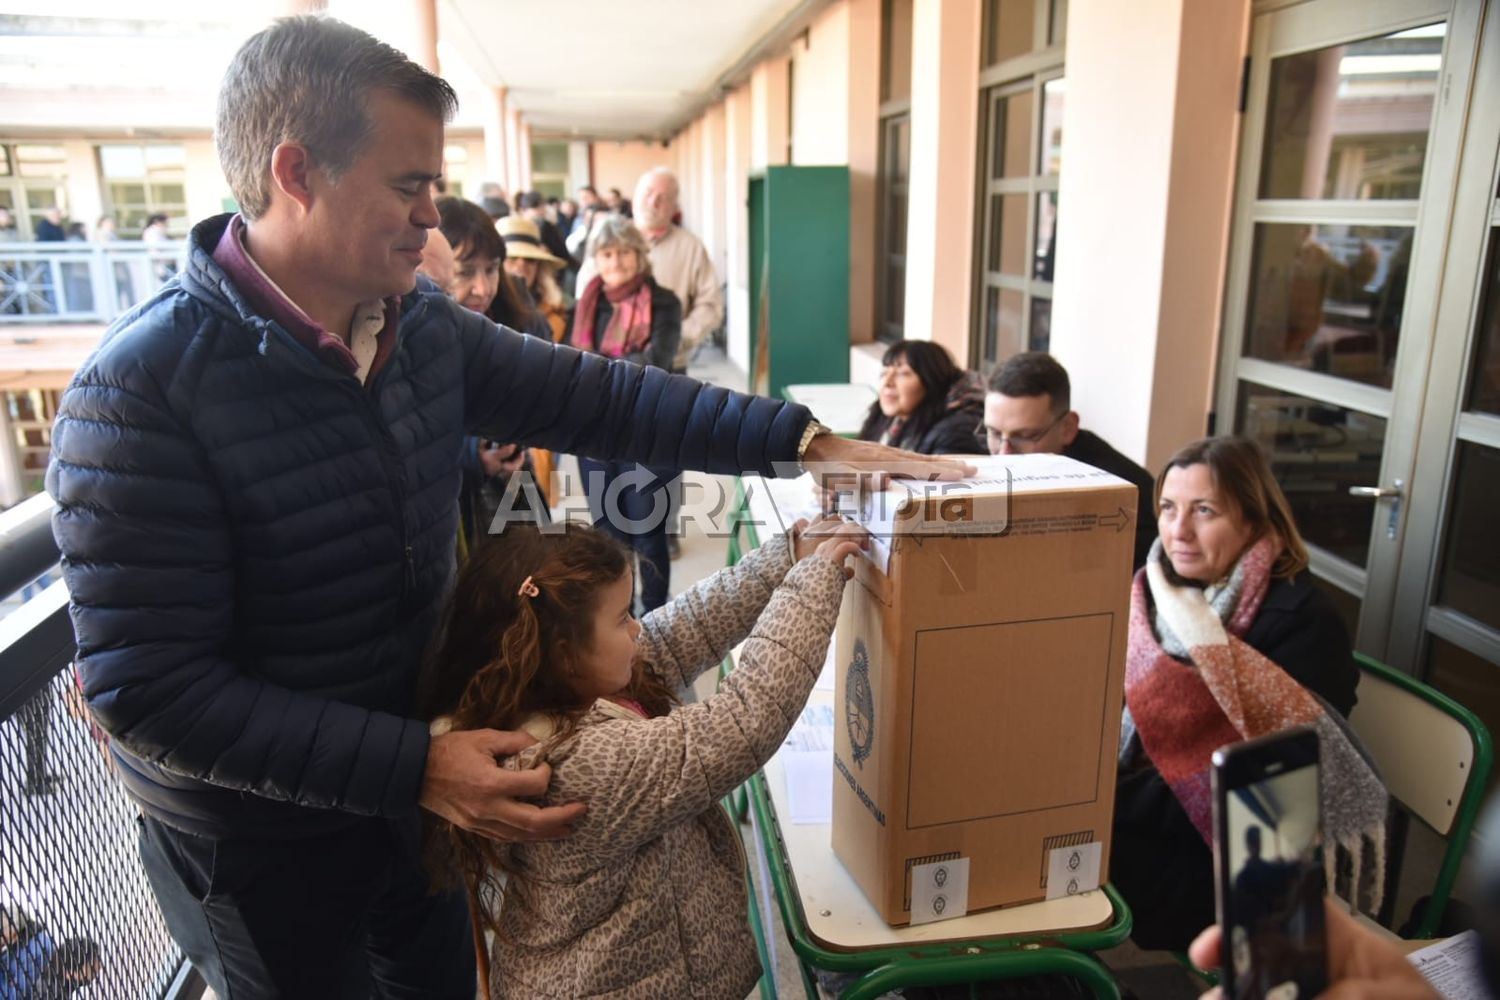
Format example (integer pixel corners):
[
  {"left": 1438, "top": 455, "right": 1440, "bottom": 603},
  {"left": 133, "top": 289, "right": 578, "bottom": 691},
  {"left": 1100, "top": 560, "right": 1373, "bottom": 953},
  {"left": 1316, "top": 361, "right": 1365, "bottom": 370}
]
[{"left": 1096, "top": 506, "right": 1131, "bottom": 532}]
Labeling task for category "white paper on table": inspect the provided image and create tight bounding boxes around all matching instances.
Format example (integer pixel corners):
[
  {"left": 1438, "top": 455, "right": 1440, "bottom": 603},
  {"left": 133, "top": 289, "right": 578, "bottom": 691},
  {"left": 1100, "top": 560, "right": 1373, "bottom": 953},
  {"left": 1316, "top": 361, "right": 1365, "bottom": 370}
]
[
  {"left": 815, "top": 644, "right": 837, "bottom": 691},
  {"left": 781, "top": 704, "right": 835, "bottom": 824},
  {"left": 1407, "top": 930, "right": 1484, "bottom": 999},
  {"left": 783, "top": 703, "right": 834, "bottom": 752}
]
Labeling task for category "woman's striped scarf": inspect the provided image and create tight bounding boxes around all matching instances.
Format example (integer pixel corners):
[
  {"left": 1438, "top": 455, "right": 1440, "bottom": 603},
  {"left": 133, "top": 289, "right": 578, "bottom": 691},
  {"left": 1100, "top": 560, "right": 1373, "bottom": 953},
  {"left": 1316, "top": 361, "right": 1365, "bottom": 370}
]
[{"left": 1123, "top": 537, "right": 1388, "bottom": 912}]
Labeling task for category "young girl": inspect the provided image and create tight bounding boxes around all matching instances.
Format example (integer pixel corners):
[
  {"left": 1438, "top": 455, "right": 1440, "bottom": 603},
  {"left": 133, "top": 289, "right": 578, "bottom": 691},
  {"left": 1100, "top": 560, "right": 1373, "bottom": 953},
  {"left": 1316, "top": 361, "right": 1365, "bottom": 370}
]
[{"left": 419, "top": 517, "right": 865, "bottom": 999}]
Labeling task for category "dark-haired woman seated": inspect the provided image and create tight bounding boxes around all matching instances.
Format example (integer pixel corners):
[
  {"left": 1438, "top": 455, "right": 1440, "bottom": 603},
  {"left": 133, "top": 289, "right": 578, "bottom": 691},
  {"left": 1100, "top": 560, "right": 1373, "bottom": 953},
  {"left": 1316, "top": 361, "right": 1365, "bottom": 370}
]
[
  {"left": 858, "top": 340, "right": 986, "bottom": 456},
  {"left": 1113, "top": 436, "right": 1384, "bottom": 952}
]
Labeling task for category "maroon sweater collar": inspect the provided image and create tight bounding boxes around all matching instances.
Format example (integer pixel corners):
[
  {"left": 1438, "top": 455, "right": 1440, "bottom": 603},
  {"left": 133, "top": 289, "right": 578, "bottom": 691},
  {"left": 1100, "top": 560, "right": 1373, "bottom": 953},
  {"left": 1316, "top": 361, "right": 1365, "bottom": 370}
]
[{"left": 210, "top": 215, "right": 398, "bottom": 380}]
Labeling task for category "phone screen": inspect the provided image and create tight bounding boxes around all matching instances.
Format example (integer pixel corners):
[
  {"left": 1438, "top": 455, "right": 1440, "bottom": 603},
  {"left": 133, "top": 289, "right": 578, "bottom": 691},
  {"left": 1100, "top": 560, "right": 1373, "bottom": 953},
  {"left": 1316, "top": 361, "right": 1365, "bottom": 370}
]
[{"left": 1217, "top": 732, "right": 1327, "bottom": 1000}]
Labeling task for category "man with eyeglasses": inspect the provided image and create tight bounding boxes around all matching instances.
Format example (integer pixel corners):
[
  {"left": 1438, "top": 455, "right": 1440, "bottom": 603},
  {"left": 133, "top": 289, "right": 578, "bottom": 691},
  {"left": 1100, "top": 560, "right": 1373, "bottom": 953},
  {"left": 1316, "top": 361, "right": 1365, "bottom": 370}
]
[{"left": 980, "top": 352, "right": 1157, "bottom": 569}]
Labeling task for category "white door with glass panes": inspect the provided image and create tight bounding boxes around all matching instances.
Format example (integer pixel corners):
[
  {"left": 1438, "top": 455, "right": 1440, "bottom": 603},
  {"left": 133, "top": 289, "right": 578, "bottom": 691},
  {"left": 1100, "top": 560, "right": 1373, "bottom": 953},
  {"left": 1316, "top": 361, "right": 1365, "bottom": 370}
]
[{"left": 1217, "top": 0, "right": 1500, "bottom": 751}]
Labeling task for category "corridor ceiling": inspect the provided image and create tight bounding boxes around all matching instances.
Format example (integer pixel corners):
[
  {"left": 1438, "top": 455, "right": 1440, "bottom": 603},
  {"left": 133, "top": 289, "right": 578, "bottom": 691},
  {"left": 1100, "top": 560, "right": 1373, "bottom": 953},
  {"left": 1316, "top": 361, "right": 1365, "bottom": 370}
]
[{"left": 441, "top": 0, "right": 816, "bottom": 140}]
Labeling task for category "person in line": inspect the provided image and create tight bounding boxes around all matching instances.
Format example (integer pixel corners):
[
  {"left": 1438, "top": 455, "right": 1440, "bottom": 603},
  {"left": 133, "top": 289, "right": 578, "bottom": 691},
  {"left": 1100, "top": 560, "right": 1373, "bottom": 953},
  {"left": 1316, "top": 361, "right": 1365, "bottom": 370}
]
[
  {"left": 497, "top": 215, "right": 568, "bottom": 342},
  {"left": 477, "top": 181, "right": 510, "bottom": 220},
  {"left": 436, "top": 195, "right": 550, "bottom": 547},
  {"left": 578, "top": 168, "right": 721, "bottom": 374},
  {"left": 982, "top": 351, "right": 1157, "bottom": 568},
  {"left": 34, "top": 208, "right": 65, "bottom": 243},
  {"left": 0, "top": 910, "right": 102, "bottom": 999},
  {"left": 554, "top": 197, "right": 578, "bottom": 243},
  {"left": 569, "top": 216, "right": 682, "bottom": 614},
  {"left": 416, "top": 225, "right": 457, "bottom": 297},
  {"left": 139, "top": 212, "right": 175, "bottom": 283},
  {"left": 1113, "top": 436, "right": 1383, "bottom": 952},
  {"left": 435, "top": 196, "right": 549, "bottom": 341},
  {"left": 516, "top": 191, "right": 572, "bottom": 279},
  {"left": 497, "top": 214, "right": 569, "bottom": 507},
  {"left": 859, "top": 339, "right": 987, "bottom": 455},
  {"left": 45, "top": 17, "right": 969, "bottom": 996},
  {"left": 420, "top": 516, "right": 865, "bottom": 998}
]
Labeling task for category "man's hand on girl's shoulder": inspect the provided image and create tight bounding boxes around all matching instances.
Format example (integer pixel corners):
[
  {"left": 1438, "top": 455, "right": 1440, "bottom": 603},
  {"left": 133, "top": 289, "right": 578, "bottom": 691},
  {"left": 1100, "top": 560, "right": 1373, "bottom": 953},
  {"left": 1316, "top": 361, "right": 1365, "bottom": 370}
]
[{"left": 419, "top": 728, "right": 586, "bottom": 842}]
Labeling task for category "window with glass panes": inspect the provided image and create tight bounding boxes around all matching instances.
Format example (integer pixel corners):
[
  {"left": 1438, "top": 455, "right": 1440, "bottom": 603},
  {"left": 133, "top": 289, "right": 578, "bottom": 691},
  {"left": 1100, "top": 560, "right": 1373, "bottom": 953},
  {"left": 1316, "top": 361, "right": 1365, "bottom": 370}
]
[
  {"left": 0, "top": 143, "right": 69, "bottom": 239},
  {"left": 98, "top": 144, "right": 187, "bottom": 237},
  {"left": 876, "top": 0, "right": 913, "bottom": 343},
  {"left": 972, "top": 0, "right": 1065, "bottom": 369},
  {"left": 530, "top": 142, "right": 571, "bottom": 201},
  {"left": 442, "top": 144, "right": 468, "bottom": 200}
]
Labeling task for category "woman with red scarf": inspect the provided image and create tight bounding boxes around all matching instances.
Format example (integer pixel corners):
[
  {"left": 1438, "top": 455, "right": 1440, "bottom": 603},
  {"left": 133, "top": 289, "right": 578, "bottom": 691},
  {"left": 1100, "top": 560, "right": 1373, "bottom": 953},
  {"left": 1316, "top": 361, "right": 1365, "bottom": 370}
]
[{"left": 568, "top": 217, "right": 682, "bottom": 612}]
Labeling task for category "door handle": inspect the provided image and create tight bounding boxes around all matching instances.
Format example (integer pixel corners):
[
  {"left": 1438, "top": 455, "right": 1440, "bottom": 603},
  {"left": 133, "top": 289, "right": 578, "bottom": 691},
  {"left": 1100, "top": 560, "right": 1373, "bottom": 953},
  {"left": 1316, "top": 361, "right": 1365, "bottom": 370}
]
[{"left": 1348, "top": 479, "right": 1404, "bottom": 540}]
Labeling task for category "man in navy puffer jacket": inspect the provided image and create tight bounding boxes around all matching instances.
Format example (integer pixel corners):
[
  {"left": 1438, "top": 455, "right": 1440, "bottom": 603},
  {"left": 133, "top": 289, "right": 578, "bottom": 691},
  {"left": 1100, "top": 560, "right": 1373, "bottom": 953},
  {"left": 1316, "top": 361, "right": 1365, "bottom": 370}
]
[{"left": 44, "top": 16, "right": 966, "bottom": 999}]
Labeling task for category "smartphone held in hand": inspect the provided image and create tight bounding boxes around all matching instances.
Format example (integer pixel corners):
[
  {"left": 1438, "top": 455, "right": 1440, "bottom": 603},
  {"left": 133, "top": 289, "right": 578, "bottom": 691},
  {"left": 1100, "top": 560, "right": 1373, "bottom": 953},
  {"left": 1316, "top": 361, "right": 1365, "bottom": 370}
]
[{"left": 1212, "top": 726, "right": 1329, "bottom": 1000}]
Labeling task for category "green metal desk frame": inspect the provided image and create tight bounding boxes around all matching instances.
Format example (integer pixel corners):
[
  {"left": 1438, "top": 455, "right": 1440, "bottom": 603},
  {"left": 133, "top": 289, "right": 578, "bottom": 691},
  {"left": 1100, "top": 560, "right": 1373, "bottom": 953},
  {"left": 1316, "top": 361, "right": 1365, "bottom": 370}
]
[{"left": 748, "top": 768, "right": 1132, "bottom": 999}]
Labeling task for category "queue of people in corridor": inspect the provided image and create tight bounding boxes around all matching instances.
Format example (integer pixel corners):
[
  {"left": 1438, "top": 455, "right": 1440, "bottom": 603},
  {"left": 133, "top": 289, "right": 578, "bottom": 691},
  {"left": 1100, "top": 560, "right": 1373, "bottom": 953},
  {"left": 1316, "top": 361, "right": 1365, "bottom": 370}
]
[{"left": 24, "top": 13, "right": 1500, "bottom": 1000}]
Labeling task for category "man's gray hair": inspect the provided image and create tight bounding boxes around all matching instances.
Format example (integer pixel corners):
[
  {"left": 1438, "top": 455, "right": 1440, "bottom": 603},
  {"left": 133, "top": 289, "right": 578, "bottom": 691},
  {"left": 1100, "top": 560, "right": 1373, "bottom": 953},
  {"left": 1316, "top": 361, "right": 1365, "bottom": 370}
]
[
  {"left": 587, "top": 216, "right": 652, "bottom": 274},
  {"left": 216, "top": 16, "right": 457, "bottom": 220},
  {"left": 636, "top": 166, "right": 680, "bottom": 199}
]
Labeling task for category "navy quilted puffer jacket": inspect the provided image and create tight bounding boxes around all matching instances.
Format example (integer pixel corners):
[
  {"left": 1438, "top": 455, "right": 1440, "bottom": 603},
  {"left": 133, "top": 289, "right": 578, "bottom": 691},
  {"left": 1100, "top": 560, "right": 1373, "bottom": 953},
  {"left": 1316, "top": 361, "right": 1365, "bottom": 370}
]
[{"left": 45, "top": 214, "right": 811, "bottom": 839}]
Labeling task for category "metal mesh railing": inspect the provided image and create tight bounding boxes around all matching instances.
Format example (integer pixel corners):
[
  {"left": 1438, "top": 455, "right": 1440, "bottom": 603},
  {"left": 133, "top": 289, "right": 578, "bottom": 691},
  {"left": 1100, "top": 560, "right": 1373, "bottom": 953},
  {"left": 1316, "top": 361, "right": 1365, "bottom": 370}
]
[
  {"left": 0, "top": 495, "right": 193, "bottom": 998},
  {"left": 2, "top": 669, "right": 182, "bottom": 997}
]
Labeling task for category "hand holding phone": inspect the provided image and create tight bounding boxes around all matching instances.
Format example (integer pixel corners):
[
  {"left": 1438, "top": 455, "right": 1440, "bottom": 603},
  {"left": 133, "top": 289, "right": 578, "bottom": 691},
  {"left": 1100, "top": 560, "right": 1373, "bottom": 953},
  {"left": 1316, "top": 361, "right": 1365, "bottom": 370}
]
[
  {"left": 1213, "top": 726, "right": 1328, "bottom": 1000},
  {"left": 1189, "top": 900, "right": 1440, "bottom": 1000}
]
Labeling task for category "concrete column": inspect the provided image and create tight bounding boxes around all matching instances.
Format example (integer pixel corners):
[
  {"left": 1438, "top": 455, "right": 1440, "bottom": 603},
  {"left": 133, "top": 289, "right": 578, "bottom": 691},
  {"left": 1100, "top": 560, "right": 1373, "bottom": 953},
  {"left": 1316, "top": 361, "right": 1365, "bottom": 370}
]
[
  {"left": 702, "top": 102, "right": 728, "bottom": 275},
  {"left": 567, "top": 140, "right": 590, "bottom": 195},
  {"left": 1050, "top": 0, "right": 1249, "bottom": 471},
  {"left": 902, "top": 0, "right": 981, "bottom": 358},
  {"left": 411, "top": 0, "right": 439, "bottom": 74},
  {"left": 0, "top": 399, "right": 24, "bottom": 507},
  {"left": 846, "top": 0, "right": 880, "bottom": 345},
  {"left": 504, "top": 108, "right": 522, "bottom": 195},
  {"left": 750, "top": 56, "right": 790, "bottom": 170},
  {"left": 725, "top": 85, "right": 754, "bottom": 373},
  {"left": 518, "top": 122, "right": 533, "bottom": 192},
  {"left": 483, "top": 87, "right": 509, "bottom": 192}
]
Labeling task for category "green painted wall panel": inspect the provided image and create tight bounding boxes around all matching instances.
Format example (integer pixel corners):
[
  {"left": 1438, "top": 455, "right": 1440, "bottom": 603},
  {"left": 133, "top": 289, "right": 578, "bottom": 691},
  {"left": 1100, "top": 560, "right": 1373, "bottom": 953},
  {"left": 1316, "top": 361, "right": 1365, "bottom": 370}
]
[{"left": 747, "top": 166, "right": 850, "bottom": 399}]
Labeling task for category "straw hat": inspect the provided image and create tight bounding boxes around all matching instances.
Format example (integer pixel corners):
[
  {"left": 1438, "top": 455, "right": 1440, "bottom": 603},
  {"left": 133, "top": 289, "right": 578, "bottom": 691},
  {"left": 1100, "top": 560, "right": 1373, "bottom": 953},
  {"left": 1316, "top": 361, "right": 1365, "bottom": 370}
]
[{"left": 497, "top": 215, "right": 565, "bottom": 266}]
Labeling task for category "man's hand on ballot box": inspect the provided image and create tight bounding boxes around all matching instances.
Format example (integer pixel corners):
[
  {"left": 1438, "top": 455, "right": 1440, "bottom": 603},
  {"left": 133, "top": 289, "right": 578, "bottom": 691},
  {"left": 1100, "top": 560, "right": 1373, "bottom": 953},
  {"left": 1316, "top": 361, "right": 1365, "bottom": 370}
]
[{"left": 801, "top": 436, "right": 977, "bottom": 515}]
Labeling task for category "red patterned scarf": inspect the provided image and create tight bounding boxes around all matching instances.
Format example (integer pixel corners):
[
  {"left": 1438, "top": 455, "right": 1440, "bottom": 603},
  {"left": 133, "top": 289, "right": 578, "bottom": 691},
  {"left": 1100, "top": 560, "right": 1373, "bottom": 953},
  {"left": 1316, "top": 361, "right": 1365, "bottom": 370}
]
[
  {"left": 1124, "top": 537, "right": 1387, "bottom": 911},
  {"left": 573, "top": 274, "right": 653, "bottom": 359}
]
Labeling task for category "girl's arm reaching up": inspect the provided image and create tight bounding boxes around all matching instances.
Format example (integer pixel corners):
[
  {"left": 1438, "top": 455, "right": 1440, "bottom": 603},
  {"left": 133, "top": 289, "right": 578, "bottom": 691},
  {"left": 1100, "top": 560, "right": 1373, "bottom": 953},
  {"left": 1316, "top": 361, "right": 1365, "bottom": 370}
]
[
  {"left": 636, "top": 518, "right": 808, "bottom": 692},
  {"left": 529, "top": 522, "right": 866, "bottom": 869}
]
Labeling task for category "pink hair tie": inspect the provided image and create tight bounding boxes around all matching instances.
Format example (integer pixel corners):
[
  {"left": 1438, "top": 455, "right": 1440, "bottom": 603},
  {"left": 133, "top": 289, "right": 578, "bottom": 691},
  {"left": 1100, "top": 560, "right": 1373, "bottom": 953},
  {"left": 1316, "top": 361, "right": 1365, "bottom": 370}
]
[{"left": 517, "top": 576, "right": 540, "bottom": 599}]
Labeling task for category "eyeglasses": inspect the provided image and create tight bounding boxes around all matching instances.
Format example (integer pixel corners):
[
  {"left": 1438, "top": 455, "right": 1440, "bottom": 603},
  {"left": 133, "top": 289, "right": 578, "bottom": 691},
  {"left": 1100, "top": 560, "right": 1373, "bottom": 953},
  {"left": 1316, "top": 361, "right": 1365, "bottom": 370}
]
[{"left": 972, "top": 412, "right": 1065, "bottom": 452}]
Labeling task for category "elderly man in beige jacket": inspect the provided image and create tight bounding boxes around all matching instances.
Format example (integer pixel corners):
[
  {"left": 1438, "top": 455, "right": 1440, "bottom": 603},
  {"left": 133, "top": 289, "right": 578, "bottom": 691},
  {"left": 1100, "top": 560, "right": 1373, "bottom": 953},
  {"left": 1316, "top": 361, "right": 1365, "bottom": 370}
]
[{"left": 577, "top": 167, "right": 723, "bottom": 374}]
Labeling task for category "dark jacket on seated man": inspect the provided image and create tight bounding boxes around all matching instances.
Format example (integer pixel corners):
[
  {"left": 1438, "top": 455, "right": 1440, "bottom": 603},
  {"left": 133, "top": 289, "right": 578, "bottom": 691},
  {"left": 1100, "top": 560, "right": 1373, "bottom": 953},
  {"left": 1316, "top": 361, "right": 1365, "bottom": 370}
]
[
  {"left": 1112, "top": 572, "right": 1360, "bottom": 950},
  {"left": 1063, "top": 429, "right": 1158, "bottom": 570}
]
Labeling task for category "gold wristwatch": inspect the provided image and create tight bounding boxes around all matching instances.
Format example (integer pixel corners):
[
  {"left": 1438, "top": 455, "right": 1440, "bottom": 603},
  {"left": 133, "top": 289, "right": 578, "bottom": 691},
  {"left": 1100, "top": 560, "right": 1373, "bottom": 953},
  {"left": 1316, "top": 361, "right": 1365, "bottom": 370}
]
[{"left": 797, "top": 419, "right": 833, "bottom": 472}]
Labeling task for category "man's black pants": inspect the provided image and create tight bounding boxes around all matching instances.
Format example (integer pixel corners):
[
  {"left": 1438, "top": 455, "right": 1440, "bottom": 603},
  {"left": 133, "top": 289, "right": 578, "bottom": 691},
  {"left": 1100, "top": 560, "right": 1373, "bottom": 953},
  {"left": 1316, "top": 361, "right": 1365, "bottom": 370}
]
[{"left": 139, "top": 814, "right": 475, "bottom": 999}]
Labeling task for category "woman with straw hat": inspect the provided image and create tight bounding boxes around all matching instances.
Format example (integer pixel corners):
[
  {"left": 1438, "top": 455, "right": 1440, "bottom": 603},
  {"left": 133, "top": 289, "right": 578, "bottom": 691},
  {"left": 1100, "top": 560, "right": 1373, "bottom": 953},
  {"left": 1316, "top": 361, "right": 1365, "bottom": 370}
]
[{"left": 498, "top": 215, "right": 569, "bottom": 342}]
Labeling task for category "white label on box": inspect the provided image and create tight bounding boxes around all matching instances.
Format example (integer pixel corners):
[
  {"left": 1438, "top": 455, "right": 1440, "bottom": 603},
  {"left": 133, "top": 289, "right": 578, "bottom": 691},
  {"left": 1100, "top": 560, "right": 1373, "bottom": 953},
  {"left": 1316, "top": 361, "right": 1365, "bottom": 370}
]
[
  {"left": 908, "top": 858, "right": 970, "bottom": 925},
  {"left": 1045, "top": 842, "right": 1102, "bottom": 900}
]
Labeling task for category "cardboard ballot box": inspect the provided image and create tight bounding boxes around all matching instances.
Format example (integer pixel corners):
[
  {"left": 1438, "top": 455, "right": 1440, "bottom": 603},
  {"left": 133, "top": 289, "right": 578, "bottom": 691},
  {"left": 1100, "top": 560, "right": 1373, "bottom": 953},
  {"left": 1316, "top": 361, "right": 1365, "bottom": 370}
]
[{"left": 830, "top": 454, "right": 1137, "bottom": 926}]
